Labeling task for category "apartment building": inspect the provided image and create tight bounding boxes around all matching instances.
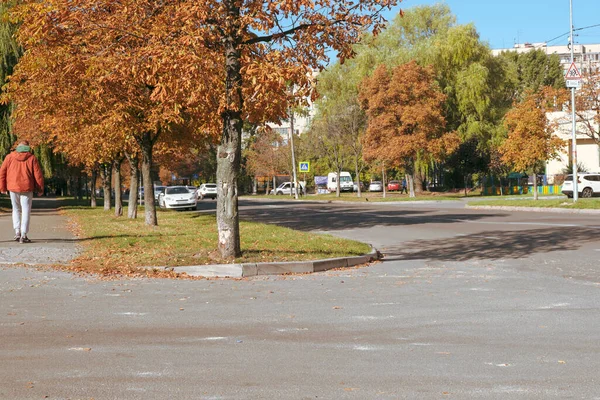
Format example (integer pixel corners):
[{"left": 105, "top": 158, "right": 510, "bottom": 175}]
[{"left": 492, "top": 42, "right": 600, "bottom": 76}]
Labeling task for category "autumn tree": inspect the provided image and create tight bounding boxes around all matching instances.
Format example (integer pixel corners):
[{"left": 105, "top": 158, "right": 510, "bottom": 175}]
[
  {"left": 7, "top": 0, "right": 217, "bottom": 225},
  {"left": 8, "top": 0, "right": 399, "bottom": 258},
  {"left": 500, "top": 87, "right": 568, "bottom": 200},
  {"left": 359, "top": 61, "right": 458, "bottom": 197},
  {"left": 244, "top": 129, "right": 287, "bottom": 194},
  {"left": 572, "top": 72, "right": 600, "bottom": 149},
  {"left": 0, "top": 1, "right": 19, "bottom": 159}
]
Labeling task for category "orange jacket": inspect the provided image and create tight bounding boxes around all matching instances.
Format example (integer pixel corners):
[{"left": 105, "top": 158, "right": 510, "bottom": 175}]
[{"left": 0, "top": 151, "right": 45, "bottom": 193}]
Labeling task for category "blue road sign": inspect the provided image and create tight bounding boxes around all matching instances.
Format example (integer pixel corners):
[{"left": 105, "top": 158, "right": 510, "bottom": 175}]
[{"left": 299, "top": 162, "right": 310, "bottom": 173}]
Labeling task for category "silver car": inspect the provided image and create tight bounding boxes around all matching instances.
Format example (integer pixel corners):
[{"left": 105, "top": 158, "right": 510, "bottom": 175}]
[{"left": 368, "top": 181, "right": 383, "bottom": 192}]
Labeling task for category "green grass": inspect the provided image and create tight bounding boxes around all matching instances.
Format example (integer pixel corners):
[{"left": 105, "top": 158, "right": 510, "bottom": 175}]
[
  {"left": 469, "top": 198, "right": 600, "bottom": 209},
  {"left": 60, "top": 206, "right": 371, "bottom": 276}
]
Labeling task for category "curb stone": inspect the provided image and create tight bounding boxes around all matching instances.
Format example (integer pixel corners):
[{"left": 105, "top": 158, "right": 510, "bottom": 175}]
[
  {"left": 466, "top": 205, "right": 600, "bottom": 214},
  {"left": 143, "top": 247, "right": 380, "bottom": 278}
]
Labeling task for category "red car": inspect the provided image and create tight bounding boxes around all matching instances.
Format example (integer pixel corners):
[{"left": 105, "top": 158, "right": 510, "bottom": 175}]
[{"left": 387, "top": 180, "right": 400, "bottom": 191}]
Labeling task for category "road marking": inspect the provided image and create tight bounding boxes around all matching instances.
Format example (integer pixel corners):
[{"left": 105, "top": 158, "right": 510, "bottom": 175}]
[{"left": 116, "top": 312, "right": 148, "bottom": 316}]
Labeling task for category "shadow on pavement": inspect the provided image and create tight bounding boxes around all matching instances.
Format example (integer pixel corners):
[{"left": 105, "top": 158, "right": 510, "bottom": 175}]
[
  {"left": 382, "top": 227, "right": 600, "bottom": 262},
  {"left": 240, "top": 203, "right": 503, "bottom": 232}
]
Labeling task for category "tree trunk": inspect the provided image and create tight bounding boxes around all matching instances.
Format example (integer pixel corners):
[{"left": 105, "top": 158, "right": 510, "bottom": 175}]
[
  {"left": 253, "top": 177, "right": 257, "bottom": 195},
  {"left": 100, "top": 163, "right": 111, "bottom": 211},
  {"left": 113, "top": 158, "right": 123, "bottom": 217},
  {"left": 217, "top": 30, "right": 243, "bottom": 258},
  {"left": 355, "top": 161, "right": 361, "bottom": 198},
  {"left": 533, "top": 173, "right": 538, "bottom": 201},
  {"left": 407, "top": 163, "right": 416, "bottom": 198},
  {"left": 90, "top": 168, "right": 97, "bottom": 207},
  {"left": 77, "top": 175, "right": 83, "bottom": 200},
  {"left": 382, "top": 167, "right": 386, "bottom": 198},
  {"left": 265, "top": 176, "right": 270, "bottom": 195},
  {"left": 464, "top": 174, "right": 468, "bottom": 197},
  {"left": 336, "top": 168, "right": 341, "bottom": 197},
  {"left": 125, "top": 153, "right": 139, "bottom": 219},
  {"left": 140, "top": 132, "right": 157, "bottom": 226}
]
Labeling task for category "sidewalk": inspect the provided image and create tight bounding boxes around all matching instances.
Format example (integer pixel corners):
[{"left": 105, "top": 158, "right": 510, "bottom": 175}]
[{"left": 0, "top": 198, "right": 80, "bottom": 265}]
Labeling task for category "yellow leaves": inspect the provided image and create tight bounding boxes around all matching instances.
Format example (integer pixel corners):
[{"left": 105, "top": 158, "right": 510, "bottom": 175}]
[{"left": 500, "top": 87, "right": 566, "bottom": 172}]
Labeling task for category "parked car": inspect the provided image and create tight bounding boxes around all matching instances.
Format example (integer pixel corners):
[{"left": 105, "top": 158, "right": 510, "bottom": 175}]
[
  {"left": 197, "top": 183, "right": 217, "bottom": 200},
  {"left": 158, "top": 186, "right": 198, "bottom": 210},
  {"left": 561, "top": 173, "right": 600, "bottom": 198},
  {"left": 270, "top": 182, "right": 303, "bottom": 195},
  {"left": 369, "top": 181, "right": 383, "bottom": 192},
  {"left": 353, "top": 181, "right": 366, "bottom": 192},
  {"left": 387, "top": 180, "right": 400, "bottom": 191},
  {"left": 154, "top": 186, "right": 166, "bottom": 201}
]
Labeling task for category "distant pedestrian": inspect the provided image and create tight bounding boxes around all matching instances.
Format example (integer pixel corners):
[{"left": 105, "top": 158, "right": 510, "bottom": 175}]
[
  {"left": 0, "top": 140, "right": 45, "bottom": 243},
  {"left": 401, "top": 178, "right": 408, "bottom": 194}
]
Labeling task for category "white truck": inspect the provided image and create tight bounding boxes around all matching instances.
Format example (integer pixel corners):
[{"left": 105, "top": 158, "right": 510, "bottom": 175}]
[{"left": 327, "top": 172, "right": 353, "bottom": 193}]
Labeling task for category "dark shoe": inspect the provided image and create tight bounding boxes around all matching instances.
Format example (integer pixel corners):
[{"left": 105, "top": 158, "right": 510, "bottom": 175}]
[
  {"left": 19, "top": 236, "right": 31, "bottom": 244},
  {"left": 14, "top": 234, "right": 20, "bottom": 241}
]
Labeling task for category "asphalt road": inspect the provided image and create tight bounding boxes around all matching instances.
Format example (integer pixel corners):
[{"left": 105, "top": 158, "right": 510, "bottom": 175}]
[{"left": 1, "top": 198, "right": 599, "bottom": 399}]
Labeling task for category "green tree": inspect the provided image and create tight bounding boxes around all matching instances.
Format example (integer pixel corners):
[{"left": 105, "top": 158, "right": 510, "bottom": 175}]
[{"left": 498, "top": 48, "right": 565, "bottom": 98}]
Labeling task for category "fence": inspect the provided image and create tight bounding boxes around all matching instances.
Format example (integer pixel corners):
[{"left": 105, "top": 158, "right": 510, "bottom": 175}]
[{"left": 483, "top": 185, "right": 562, "bottom": 196}]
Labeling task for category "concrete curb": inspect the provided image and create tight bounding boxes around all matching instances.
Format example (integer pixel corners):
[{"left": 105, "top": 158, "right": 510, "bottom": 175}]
[
  {"left": 143, "top": 247, "right": 380, "bottom": 278},
  {"left": 466, "top": 205, "right": 600, "bottom": 214}
]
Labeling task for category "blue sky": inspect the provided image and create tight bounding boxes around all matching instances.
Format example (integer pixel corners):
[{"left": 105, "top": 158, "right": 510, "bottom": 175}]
[{"left": 383, "top": 0, "right": 600, "bottom": 49}]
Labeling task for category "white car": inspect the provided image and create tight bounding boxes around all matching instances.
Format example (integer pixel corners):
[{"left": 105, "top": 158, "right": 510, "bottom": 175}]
[
  {"left": 158, "top": 186, "right": 198, "bottom": 210},
  {"left": 561, "top": 173, "right": 600, "bottom": 198},
  {"left": 197, "top": 183, "right": 217, "bottom": 200},
  {"left": 270, "top": 182, "right": 303, "bottom": 196}
]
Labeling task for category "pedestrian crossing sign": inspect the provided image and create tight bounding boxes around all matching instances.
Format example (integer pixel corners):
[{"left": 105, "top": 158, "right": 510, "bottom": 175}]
[{"left": 299, "top": 162, "right": 310, "bottom": 173}]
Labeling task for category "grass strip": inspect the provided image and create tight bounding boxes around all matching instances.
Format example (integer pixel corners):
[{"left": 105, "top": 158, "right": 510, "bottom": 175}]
[
  {"left": 469, "top": 198, "right": 600, "bottom": 209},
  {"left": 61, "top": 206, "right": 371, "bottom": 277}
]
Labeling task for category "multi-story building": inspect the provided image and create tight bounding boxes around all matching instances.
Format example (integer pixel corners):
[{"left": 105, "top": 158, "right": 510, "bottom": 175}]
[{"left": 492, "top": 42, "right": 600, "bottom": 76}]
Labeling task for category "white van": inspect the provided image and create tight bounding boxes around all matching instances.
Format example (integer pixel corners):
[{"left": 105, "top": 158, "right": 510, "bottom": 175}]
[{"left": 327, "top": 172, "right": 353, "bottom": 192}]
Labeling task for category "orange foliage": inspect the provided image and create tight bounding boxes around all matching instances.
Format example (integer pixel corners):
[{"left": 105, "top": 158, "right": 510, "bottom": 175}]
[
  {"left": 359, "top": 61, "right": 459, "bottom": 167},
  {"left": 500, "top": 87, "right": 567, "bottom": 172}
]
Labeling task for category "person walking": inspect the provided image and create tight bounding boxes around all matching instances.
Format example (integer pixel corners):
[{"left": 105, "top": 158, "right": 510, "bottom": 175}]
[
  {"left": 400, "top": 178, "right": 408, "bottom": 194},
  {"left": 0, "top": 140, "right": 45, "bottom": 243}
]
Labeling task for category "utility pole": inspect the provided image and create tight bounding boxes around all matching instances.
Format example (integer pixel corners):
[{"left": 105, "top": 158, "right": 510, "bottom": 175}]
[
  {"left": 569, "top": 0, "right": 579, "bottom": 202},
  {"left": 288, "top": 102, "right": 299, "bottom": 200}
]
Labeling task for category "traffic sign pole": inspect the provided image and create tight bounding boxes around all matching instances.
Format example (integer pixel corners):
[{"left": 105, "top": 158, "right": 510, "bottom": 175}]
[{"left": 569, "top": 0, "right": 578, "bottom": 202}]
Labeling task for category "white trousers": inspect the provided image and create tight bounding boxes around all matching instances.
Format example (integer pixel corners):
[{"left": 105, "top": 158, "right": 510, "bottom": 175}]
[{"left": 10, "top": 191, "right": 33, "bottom": 236}]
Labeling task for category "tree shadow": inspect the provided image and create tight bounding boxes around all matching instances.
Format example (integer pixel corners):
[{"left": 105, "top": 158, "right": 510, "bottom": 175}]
[
  {"left": 382, "top": 227, "right": 600, "bottom": 262},
  {"left": 240, "top": 203, "right": 503, "bottom": 232}
]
